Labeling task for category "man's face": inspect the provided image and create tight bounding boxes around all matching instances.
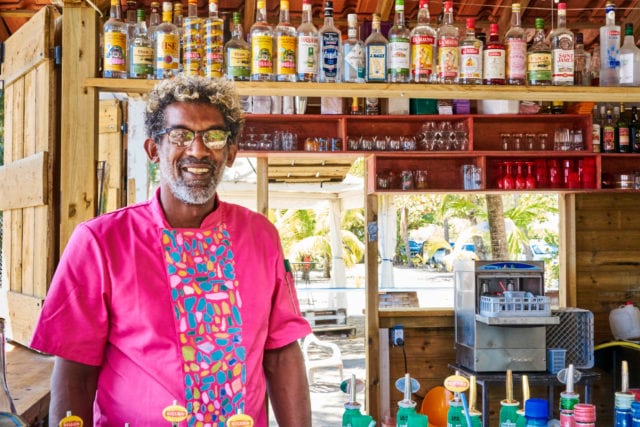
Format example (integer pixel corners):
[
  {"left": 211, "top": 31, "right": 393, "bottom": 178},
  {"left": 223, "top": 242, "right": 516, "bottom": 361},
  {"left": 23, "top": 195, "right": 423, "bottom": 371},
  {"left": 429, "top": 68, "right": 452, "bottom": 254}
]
[{"left": 148, "top": 102, "right": 237, "bottom": 206}]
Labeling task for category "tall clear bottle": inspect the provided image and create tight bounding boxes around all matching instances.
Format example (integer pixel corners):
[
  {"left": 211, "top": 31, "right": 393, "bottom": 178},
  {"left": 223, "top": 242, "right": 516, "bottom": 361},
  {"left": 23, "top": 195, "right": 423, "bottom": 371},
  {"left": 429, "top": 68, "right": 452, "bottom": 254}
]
[
  {"left": 173, "top": 2, "right": 185, "bottom": 72},
  {"left": 505, "top": 2, "right": 526, "bottom": 85},
  {"left": 599, "top": 1, "right": 621, "bottom": 86},
  {"left": 319, "top": 1, "right": 341, "bottom": 82},
  {"left": 0, "top": 319, "right": 27, "bottom": 426},
  {"left": 147, "top": 1, "right": 161, "bottom": 40},
  {"left": 436, "top": 1, "right": 459, "bottom": 84},
  {"left": 125, "top": 0, "right": 137, "bottom": 68},
  {"left": 343, "top": 13, "right": 365, "bottom": 83},
  {"left": 365, "top": 13, "right": 388, "bottom": 83},
  {"left": 483, "top": 23, "right": 505, "bottom": 85},
  {"left": 154, "top": 1, "right": 180, "bottom": 79},
  {"left": 618, "top": 23, "right": 640, "bottom": 86},
  {"left": 296, "top": 0, "right": 319, "bottom": 82},
  {"left": 458, "top": 18, "right": 482, "bottom": 85},
  {"left": 549, "top": 2, "right": 574, "bottom": 86},
  {"left": 183, "top": 0, "right": 204, "bottom": 76},
  {"left": 250, "top": 0, "right": 274, "bottom": 81},
  {"left": 409, "top": 0, "right": 436, "bottom": 83},
  {"left": 128, "top": 9, "right": 154, "bottom": 79},
  {"left": 573, "top": 33, "right": 591, "bottom": 86},
  {"left": 224, "top": 11, "right": 251, "bottom": 80},
  {"left": 527, "top": 18, "right": 551, "bottom": 85},
  {"left": 275, "top": 0, "right": 297, "bottom": 81},
  {"left": 387, "top": 0, "right": 410, "bottom": 82},
  {"left": 204, "top": 0, "right": 224, "bottom": 78},
  {"left": 103, "top": 0, "right": 128, "bottom": 78}
]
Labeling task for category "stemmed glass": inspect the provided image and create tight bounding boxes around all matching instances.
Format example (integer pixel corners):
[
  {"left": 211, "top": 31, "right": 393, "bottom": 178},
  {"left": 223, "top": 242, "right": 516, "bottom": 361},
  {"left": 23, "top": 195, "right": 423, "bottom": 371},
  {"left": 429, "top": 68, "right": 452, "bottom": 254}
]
[
  {"left": 515, "top": 162, "right": 526, "bottom": 189},
  {"left": 526, "top": 162, "right": 536, "bottom": 189},
  {"left": 503, "top": 162, "right": 515, "bottom": 190}
]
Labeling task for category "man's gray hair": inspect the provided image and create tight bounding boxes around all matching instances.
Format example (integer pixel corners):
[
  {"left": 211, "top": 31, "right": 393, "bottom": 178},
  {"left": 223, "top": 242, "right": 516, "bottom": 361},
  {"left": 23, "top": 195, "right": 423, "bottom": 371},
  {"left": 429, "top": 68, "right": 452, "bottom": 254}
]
[{"left": 145, "top": 75, "right": 245, "bottom": 144}]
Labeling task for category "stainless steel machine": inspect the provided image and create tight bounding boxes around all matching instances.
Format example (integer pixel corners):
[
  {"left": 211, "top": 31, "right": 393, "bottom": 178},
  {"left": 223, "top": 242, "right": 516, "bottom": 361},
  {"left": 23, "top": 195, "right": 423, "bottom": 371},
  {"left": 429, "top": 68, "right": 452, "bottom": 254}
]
[{"left": 454, "top": 260, "right": 559, "bottom": 372}]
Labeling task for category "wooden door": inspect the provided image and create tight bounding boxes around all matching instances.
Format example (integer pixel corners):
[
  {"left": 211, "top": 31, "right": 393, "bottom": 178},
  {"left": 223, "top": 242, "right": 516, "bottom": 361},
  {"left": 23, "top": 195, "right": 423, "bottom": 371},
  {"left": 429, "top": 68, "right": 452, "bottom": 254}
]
[{"left": 0, "top": 5, "right": 61, "bottom": 345}]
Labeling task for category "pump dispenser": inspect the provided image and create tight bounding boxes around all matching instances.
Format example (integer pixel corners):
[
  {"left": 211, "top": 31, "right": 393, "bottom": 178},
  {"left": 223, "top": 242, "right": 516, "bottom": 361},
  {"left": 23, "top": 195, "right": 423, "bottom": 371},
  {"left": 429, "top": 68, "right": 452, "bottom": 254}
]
[
  {"left": 559, "top": 365, "right": 580, "bottom": 427},
  {"left": 342, "top": 374, "right": 362, "bottom": 427},
  {"left": 465, "top": 376, "right": 482, "bottom": 427},
  {"left": 614, "top": 360, "right": 634, "bottom": 427},
  {"left": 396, "top": 373, "right": 418, "bottom": 427},
  {"left": 499, "top": 370, "right": 520, "bottom": 427},
  {"left": 515, "top": 375, "right": 530, "bottom": 427}
]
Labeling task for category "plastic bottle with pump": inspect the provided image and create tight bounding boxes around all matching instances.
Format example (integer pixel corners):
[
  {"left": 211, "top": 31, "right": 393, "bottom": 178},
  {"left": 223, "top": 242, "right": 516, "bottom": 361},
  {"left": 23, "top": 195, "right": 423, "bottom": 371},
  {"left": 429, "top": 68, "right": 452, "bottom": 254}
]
[
  {"left": 614, "top": 360, "right": 634, "bottom": 427},
  {"left": 515, "top": 375, "right": 530, "bottom": 427},
  {"left": 396, "top": 373, "right": 427, "bottom": 427},
  {"left": 559, "top": 364, "right": 580, "bottom": 427},
  {"left": 342, "top": 374, "right": 362, "bottom": 427}
]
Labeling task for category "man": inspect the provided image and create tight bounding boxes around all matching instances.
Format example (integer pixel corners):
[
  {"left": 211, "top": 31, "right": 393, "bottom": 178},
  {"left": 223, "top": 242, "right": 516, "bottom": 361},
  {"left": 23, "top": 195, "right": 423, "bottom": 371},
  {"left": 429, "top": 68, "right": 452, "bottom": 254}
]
[{"left": 30, "top": 76, "right": 312, "bottom": 427}]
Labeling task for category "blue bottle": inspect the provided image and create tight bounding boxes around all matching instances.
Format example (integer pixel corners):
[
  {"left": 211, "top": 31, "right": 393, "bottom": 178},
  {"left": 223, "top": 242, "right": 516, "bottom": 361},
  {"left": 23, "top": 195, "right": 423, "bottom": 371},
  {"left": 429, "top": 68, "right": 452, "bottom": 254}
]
[
  {"left": 524, "top": 398, "right": 548, "bottom": 427},
  {"left": 615, "top": 392, "right": 634, "bottom": 427},
  {"left": 631, "top": 401, "right": 640, "bottom": 427}
]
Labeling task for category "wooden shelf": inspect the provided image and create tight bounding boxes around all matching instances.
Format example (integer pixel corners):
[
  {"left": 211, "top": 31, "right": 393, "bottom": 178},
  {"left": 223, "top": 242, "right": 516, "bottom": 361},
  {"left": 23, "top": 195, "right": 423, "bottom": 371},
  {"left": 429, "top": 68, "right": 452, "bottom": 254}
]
[{"left": 84, "top": 78, "right": 640, "bottom": 102}]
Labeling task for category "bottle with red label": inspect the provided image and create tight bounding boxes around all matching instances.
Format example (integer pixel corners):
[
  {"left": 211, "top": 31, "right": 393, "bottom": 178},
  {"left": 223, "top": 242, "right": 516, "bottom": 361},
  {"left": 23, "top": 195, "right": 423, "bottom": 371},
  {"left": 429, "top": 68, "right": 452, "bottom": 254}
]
[
  {"left": 458, "top": 18, "right": 482, "bottom": 85},
  {"left": 483, "top": 23, "right": 505, "bottom": 85},
  {"left": 410, "top": 0, "right": 436, "bottom": 83},
  {"left": 436, "top": 1, "right": 459, "bottom": 84},
  {"left": 505, "top": 3, "right": 526, "bottom": 85}
]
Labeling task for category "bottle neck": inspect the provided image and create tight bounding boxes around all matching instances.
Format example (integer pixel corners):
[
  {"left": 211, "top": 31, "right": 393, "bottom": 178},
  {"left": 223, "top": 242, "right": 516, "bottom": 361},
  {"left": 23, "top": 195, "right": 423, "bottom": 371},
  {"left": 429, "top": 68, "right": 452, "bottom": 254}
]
[
  {"left": 208, "top": 1, "right": 218, "bottom": 18},
  {"left": 301, "top": 4, "right": 312, "bottom": 24},
  {"left": 465, "top": 27, "right": 475, "bottom": 38},
  {"left": 511, "top": 7, "right": 521, "bottom": 28},
  {"left": 256, "top": 2, "right": 267, "bottom": 23},
  {"left": 323, "top": 12, "right": 334, "bottom": 27},
  {"left": 126, "top": 7, "right": 136, "bottom": 22},
  {"left": 348, "top": 26, "right": 357, "bottom": 39},
  {"left": 149, "top": 9, "right": 160, "bottom": 26},
  {"left": 394, "top": 4, "right": 404, "bottom": 26},
  {"left": 111, "top": 1, "right": 122, "bottom": 20},
  {"left": 417, "top": 7, "right": 430, "bottom": 24},
  {"left": 557, "top": 10, "right": 566, "bottom": 28},
  {"left": 232, "top": 22, "right": 243, "bottom": 39},
  {"left": 279, "top": 3, "right": 290, "bottom": 24},
  {"left": 606, "top": 7, "right": 616, "bottom": 26},
  {"left": 162, "top": 3, "right": 172, "bottom": 24}
]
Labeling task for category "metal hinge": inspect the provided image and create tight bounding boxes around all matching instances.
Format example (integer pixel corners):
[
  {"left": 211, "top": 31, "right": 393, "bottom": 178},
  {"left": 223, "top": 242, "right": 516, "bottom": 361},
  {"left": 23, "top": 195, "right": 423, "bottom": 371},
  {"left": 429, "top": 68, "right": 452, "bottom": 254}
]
[
  {"left": 53, "top": 45, "right": 62, "bottom": 65},
  {"left": 121, "top": 122, "right": 128, "bottom": 135}
]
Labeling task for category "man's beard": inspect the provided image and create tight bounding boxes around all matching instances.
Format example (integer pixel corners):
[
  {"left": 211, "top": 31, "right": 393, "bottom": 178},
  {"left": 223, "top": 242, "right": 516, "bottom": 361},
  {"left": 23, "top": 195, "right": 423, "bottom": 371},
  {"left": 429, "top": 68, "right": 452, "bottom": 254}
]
[{"left": 158, "top": 156, "right": 226, "bottom": 205}]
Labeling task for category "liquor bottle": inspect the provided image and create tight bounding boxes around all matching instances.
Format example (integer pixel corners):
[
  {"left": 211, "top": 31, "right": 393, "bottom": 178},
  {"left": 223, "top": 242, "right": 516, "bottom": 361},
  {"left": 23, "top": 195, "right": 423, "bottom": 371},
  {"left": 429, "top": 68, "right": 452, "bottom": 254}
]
[
  {"left": 183, "top": 0, "right": 204, "bottom": 76},
  {"left": 250, "top": 0, "right": 274, "bottom": 81},
  {"left": 618, "top": 23, "right": 640, "bottom": 86},
  {"left": 387, "top": 0, "right": 410, "bottom": 82},
  {"left": 630, "top": 106, "right": 640, "bottom": 153},
  {"left": 319, "top": 1, "right": 341, "bottom": 82},
  {"left": 365, "top": 13, "right": 388, "bottom": 83},
  {"left": 296, "top": 0, "right": 319, "bottom": 82},
  {"left": 458, "top": 18, "right": 482, "bottom": 85},
  {"left": 147, "top": 1, "right": 161, "bottom": 40},
  {"left": 602, "top": 109, "right": 617, "bottom": 153},
  {"left": 527, "top": 18, "right": 551, "bottom": 85},
  {"left": 128, "top": 9, "right": 154, "bottom": 79},
  {"left": 599, "top": 1, "right": 621, "bottom": 86},
  {"left": 505, "top": 2, "right": 526, "bottom": 85},
  {"left": 203, "top": 0, "right": 224, "bottom": 78},
  {"left": 436, "top": 1, "right": 459, "bottom": 84},
  {"left": 409, "top": 0, "right": 436, "bottom": 83},
  {"left": 549, "top": 2, "right": 574, "bottom": 86},
  {"left": 617, "top": 102, "right": 631, "bottom": 153},
  {"left": 0, "top": 318, "right": 27, "bottom": 426},
  {"left": 224, "top": 11, "right": 250, "bottom": 80},
  {"left": 154, "top": 1, "right": 180, "bottom": 79},
  {"left": 573, "top": 33, "right": 591, "bottom": 86},
  {"left": 343, "top": 13, "right": 365, "bottom": 83},
  {"left": 103, "top": 0, "right": 128, "bottom": 78},
  {"left": 591, "top": 104, "right": 601, "bottom": 153},
  {"left": 125, "top": 0, "right": 137, "bottom": 59},
  {"left": 275, "top": 0, "right": 297, "bottom": 81},
  {"left": 483, "top": 23, "right": 505, "bottom": 85},
  {"left": 173, "top": 2, "right": 184, "bottom": 72},
  {"left": 590, "top": 43, "right": 601, "bottom": 86}
]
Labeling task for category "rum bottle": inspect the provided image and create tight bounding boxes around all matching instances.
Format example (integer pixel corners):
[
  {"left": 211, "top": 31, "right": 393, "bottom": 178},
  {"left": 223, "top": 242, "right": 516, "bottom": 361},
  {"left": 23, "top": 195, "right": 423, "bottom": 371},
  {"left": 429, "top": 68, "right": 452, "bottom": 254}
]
[
  {"left": 591, "top": 104, "right": 601, "bottom": 153},
  {"left": 436, "top": 0, "right": 458, "bottom": 83},
  {"left": 599, "top": 1, "right": 621, "bottom": 86},
  {"left": 343, "top": 13, "right": 365, "bottom": 83},
  {"left": 387, "top": 0, "right": 410, "bottom": 82},
  {"left": 173, "top": 2, "right": 184, "bottom": 72},
  {"left": 224, "top": 11, "right": 250, "bottom": 80},
  {"left": 296, "top": 0, "right": 319, "bottom": 82},
  {"left": 505, "top": 2, "right": 526, "bottom": 85},
  {"left": 617, "top": 102, "right": 631, "bottom": 153},
  {"left": 602, "top": 109, "right": 617, "bottom": 153},
  {"left": 549, "top": 2, "right": 574, "bottom": 86},
  {"left": 483, "top": 23, "right": 505, "bottom": 85},
  {"left": 409, "top": 0, "right": 436, "bottom": 83},
  {"left": 204, "top": 0, "right": 224, "bottom": 78},
  {"left": 250, "top": 0, "right": 274, "bottom": 81},
  {"left": 183, "top": 0, "right": 204, "bottom": 76},
  {"left": 319, "top": 1, "right": 341, "bottom": 82},
  {"left": 154, "top": 0, "right": 180, "bottom": 79},
  {"left": 128, "top": 9, "right": 154, "bottom": 79},
  {"left": 103, "top": 0, "right": 128, "bottom": 78},
  {"left": 527, "top": 18, "right": 551, "bottom": 85},
  {"left": 365, "top": 13, "right": 388, "bottom": 82},
  {"left": 0, "top": 318, "right": 27, "bottom": 426},
  {"left": 275, "top": 0, "right": 297, "bottom": 81},
  {"left": 147, "top": 1, "right": 161, "bottom": 40},
  {"left": 458, "top": 17, "right": 482, "bottom": 85}
]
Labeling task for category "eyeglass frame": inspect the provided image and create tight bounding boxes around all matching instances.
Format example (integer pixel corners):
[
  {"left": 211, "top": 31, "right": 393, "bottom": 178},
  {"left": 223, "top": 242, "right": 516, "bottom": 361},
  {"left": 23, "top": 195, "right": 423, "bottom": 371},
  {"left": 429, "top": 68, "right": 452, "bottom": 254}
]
[{"left": 152, "top": 127, "right": 232, "bottom": 151}]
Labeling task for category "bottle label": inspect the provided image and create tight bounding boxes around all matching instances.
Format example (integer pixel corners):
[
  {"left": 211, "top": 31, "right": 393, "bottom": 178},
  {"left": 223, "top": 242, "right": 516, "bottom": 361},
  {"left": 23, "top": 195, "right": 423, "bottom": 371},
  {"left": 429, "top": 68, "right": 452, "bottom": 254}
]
[
  {"left": 460, "top": 45, "right": 482, "bottom": 79},
  {"left": 297, "top": 36, "right": 319, "bottom": 75},
  {"left": 251, "top": 34, "right": 274, "bottom": 75},
  {"left": 603, "top": 126, "right": 615, "bottom": 151},
  {"left": 411, "top": 35, "right": 435, "bottom": 78},
  {"left": 205, "top": 46, "right": 223, "bottom": 77},
  {"left": 389, "top": 37, "right": 410, "bottom": 74},
  {"left": 183, "top": 43, "right": 203, "bottom": 75},
  {"left": 345, "top": 43, "right": 365, "bottom": 81},
  {"left": 484, "top": 48, "right": 505, "bottom": 79},
  {"left": 130, "top": 45, "right": 154, "bottom": 76},
  {"left": 592, "top": 123, "right": 601, "bottom": 152},
  {"left": 603, "top": 30, "right": 621, "bottom": 69},
  {"left": 366, "top": 44, "right": 387, "bottom": 81},
  {"left": 552, "top": 45, "right": 575, "bottom": 83},
  {"left": 104, "top": 31, "right": 127, "bottom": 72},
  {"left": 619, "top": 127, "right": 630, "bottom": 148},
  {"left": 276, "top": 35, "right": 297, "bottom": 75},
  {"left": 506, "top": 38, "right": 526, "bottom": 79},
  {"left": 321, "top": 31, "right": 340, "bottom": 78},
  {"left": 619, "top": 53, "right": 634, "bottom": 84},
  {"left": 155, "top": 32, "right": 180, "bottom": 70},
  {"left": 226, "top": 48, "right": 250, "bottom": 78},
  {"left": 437, "top": 37, "right": 459, "bottom": 78},
  {"left": 527, "top": 52, "right": 552, "bottom": 82}
]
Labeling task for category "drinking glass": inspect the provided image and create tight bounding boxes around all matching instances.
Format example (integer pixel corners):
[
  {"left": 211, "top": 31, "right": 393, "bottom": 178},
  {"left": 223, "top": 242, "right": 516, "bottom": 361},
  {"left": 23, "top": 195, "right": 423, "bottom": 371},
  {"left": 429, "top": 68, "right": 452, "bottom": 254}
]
[
  {"left": 348, "top": 137, "right": 360, "bottom": 151},
  {"left": 500, "top": 133, "right": 512, "bottom": 151},
  {"left": 525, "top": 162, "right": 536, "bottom": 189},
  {"left": 512, "top": 133, "right": 523, "bottom": 151},
  {"left": 537, "top": 133, "right": 549, "bottom": 150},
  {"left": 554, "top": 128, "right": 571, "bottom": 151},
  {"left": 525, "top": 133, "right": 536, "bottom": 150}
]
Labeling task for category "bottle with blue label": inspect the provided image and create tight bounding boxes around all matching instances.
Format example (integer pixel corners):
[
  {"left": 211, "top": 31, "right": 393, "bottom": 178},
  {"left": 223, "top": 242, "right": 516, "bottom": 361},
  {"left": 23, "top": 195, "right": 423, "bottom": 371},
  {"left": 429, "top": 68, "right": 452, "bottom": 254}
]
[{"left": 319, "top": 1, "right": 341, "bottom": 82}]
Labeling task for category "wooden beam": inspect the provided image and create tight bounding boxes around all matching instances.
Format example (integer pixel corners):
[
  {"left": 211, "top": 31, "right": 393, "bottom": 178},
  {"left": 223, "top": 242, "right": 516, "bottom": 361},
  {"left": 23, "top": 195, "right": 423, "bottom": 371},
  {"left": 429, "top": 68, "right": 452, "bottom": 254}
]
[
  {"left": 0, "top": 9, "right": 39, "bottom": 18},
  {"left": 0, "top": 152, "right": 48, "bottom": 210}
]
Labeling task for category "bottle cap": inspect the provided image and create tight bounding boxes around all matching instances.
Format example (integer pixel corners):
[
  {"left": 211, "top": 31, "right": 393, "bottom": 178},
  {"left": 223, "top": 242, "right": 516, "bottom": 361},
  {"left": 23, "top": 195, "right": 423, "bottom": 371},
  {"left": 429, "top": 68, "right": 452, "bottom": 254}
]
[
  {"left": 614, "top": 392, "right": 634, "bottom": 409},
  {"left": 573, "top": 404, "right": 596, "bottom": 423},
  {"left": 524, "top": 398, "right": 548, "bottom": 419},
  {"left": 558, "top": 3, "right": 566, "bottom": 10},
  {"left": 348, "top": 13, "right": 357, "bottom": 26},
  {"left": 490, "top": 23, "right": 499, "bottom": 34},
  {"left": 466, "top": 18, "right": 475, "bottom": 29},
  {"left": 575, "top": 33, "right": 583, "bottom": 44}
]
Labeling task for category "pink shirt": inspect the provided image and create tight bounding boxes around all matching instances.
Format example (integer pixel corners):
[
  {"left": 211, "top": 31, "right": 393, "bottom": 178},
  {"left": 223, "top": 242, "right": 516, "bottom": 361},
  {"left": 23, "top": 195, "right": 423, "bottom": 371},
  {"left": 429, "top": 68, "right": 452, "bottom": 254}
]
[{"left": 31, "top": 190, "right": 311, "bottom": 427}]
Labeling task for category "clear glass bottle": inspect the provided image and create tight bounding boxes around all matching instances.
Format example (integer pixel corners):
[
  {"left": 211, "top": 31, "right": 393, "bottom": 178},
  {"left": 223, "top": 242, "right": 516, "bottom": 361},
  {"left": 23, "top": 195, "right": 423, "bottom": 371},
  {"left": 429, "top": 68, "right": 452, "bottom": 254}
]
[
  {"left": 590, "top": 43, "right": 601, "bottom": 86},
  {"left": 409, "top": 0, "right": 436, "bottom": 83},
  {"left": 173, "top": 2, "right": 184, "bottom": 72},
  {"left": 275, "top": 0, "right": 297, "bottom": 81},
  {"left": 224, "top": 11, "right": 250, "bottom": 81},
  {"left": 125, "top": 0, "right": 137, "bottom": 57},
  {"left": 600, "top": 1, "right": 621, "bottom": 86},
  {"left": 296, "top": 0, "right": 318, "bottom": 82},
  {"left": 483, "top": 23, "right": 505, "bottom": 85},
  {"left": 387, "top": 0, "right": 410, "bottom": 82},
  {"left": 573, "top": 33, "right": 591, "bottom": 86},
  {"left": 619, "top": 23, "right": 640, "bottom": 86},
  {"left": 103, "top": 0, "right": 128, "bottom": 78},
  {"left": 319, "top": 1, "right": 341, "bottom": 82},
  {"left": 154, "top": 0, "right": 180, "bottom": 79},
  {"left": 458, "top": 17, "right": 482, "bottom": 85},
  {"left": 0, "top": 318, "right": 27, "bottom": 426},
  {"left": 549, "top": 2, "right": 574, "bottom": 86},
  {"left": 365, "top": 13, "right": 388, "bottom": 83},
  {"left": 436, "top": 0, "right": 459, "bottom": 84},
  {"left": 183, "top": 0, "right": 204, "bottom": 76},
  {"left": 527, "top": 17, "right": 551, "bottom": 85},
  {"left": 343, "top": 13, "right": 365, "bottom": 83},
  {"left": 250, "top": 0, "right": 274, "bottom": 81},
  {"left": 505, "top": 3, "right": 526, "bottom": 85},
  {"left": 204, "top": 0, "right": 224, "bottom": 78},
  {"left": 128, "top": 9, "right": 154, "bottom": 79},
  {"left": 147, "top": 1, "right": 161, "bottom": 40}
]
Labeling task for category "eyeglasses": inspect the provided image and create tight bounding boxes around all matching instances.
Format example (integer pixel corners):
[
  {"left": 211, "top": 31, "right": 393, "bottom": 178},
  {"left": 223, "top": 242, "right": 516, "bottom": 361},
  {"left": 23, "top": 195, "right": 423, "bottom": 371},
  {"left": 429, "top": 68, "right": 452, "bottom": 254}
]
[{"left": 153, "top": 127, "right": 231, "bottom": 150}]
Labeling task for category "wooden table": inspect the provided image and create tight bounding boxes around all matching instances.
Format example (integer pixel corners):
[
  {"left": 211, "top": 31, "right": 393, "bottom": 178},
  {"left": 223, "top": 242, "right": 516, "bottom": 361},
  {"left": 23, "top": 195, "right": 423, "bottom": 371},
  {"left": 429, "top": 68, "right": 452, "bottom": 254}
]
[{"left": 6, "top": 342, "right": 54, "bottom": 426}]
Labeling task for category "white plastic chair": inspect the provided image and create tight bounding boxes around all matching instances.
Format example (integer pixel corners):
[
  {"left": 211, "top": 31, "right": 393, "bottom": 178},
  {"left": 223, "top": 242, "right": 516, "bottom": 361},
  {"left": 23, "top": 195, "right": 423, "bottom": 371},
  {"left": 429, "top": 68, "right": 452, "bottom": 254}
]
[{"left": 301, "top": 333, "right": 344, "bottom": 384}]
